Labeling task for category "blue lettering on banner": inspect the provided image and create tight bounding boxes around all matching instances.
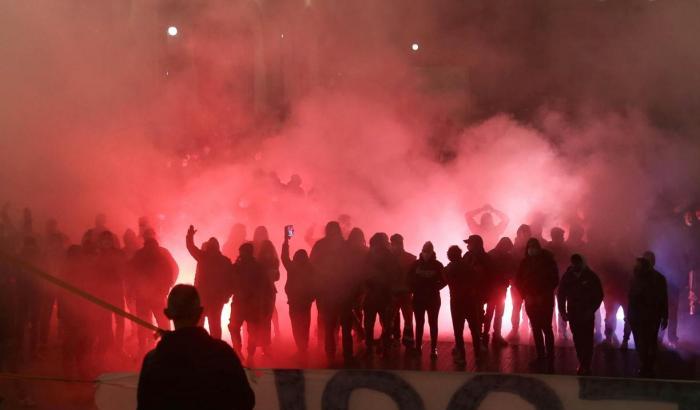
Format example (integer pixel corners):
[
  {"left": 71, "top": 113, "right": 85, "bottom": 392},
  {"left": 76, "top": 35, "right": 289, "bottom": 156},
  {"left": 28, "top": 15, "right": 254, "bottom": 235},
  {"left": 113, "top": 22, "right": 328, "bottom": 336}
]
[
  {"left": 446, "top": 374, "right": 564, "bottom": 410},
  {"left": 579, "top": 377, "right": 700, "bottom": 410},
  {"left": 321, "top": 370, "right": 425, "bottom": 410}
]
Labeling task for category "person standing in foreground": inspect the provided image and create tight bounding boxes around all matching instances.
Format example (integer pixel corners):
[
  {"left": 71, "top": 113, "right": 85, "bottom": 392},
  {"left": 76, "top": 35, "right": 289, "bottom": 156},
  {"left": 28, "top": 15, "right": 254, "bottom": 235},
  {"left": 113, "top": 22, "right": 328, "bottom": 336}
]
[
  {"left": 557, "top": 254, "right": 604, "bottom": 375},
  {"left": 628, "top": 252, "right": 669, "bottom": 378},
  {"left": 137, "top": 284, "right": 255, "bottom": 410},
  {"left": 186, "top": 225, "right": 234, "bottom": 340},
  {"left": 408, "top": 241, "right": 445, "bottom": 358},
  {"left": 515, "top": 238, "right": 559, "bottom": 365}
]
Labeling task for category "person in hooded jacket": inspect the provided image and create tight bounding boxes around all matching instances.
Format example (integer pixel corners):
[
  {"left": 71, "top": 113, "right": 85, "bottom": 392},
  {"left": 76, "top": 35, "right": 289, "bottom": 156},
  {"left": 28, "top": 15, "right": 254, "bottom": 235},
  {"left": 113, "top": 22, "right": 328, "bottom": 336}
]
[
  {"left": 515, "top": 238, "right": 559, "bottom": 363},
  {"left": 627, "top": 252, "right": 669, "bottom": 377},
  {"left": 461, "top": 235, "right": 492, "bottom": 358},
  {"left": 282, "top": 230, "right": 316, "bottom": 354},
  {"left": 310, "top": 221, "right": 354, "bottom": 361},
  {"left": 390, "top": 233, "right": 417, "bottom": 349},
  {"left": 93, "top": 230, "right": 127, "bottom": 353},
  {"left": 346, "top": 228, "right": 369, "bottom": 347},
  {"left": 186, "top": 225, "right": 234, "bottom": 340},
  {"left": 408, "top": 242, "right": 445, "bottom": 358},
  {"left": 130, "top": 237, "right": 179, "bottom": 352},
  {"left": 557, "top": 254, "right": 604, "bottom": 375},
  {"left": 508, "top": 224, "right": 532, "bottom": 341},
  {"left": 363, "top": 232, "right": 401, "bottom": 356},
  {"left": 229, "top": 243, "right": 275, "bottom": 362},
  {"left": 484, "top": 237, "right": 517, "bottom": 348},
  {"left": 444, "top": 245, "right": 469, "bottom": 365},
  {"left": 253, "top": 227, "right": 281, "bottom": 341}
]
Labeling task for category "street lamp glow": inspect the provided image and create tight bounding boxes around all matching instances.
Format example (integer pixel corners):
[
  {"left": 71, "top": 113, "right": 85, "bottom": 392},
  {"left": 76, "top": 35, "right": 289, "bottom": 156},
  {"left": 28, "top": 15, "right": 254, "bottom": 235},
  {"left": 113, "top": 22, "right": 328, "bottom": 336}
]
[
  {"left": 411, "top": 42, "right": 420, "bottom": 52},
  {"left": 167, "top": 26, "right": 178, "bottom": 36}
]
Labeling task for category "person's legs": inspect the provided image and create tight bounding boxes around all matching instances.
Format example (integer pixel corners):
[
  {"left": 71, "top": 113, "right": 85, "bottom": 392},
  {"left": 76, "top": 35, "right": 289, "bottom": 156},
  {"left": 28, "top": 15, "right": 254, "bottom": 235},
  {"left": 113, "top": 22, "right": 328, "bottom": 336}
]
[
  {"left": 466, "top": 305, "right": 483, "bottom": 357},
  {"left": 413, "top": 302, "right": 426, "bottom": 351},
  {"left": 526, "top": 303, "right": 545, "bottom": 358},
  {"left": 339, "top": 304, "right": 354, "bottom": 359},
  {"left": 578, "top": 317, "right": 595, "bottom": 369},
  {"left": 542, "top": 301, "right": 555, "bottom": 358},
  {"left": 289, "top": 303, "right": 304, "bottom": 352},
  {"left": 603, "top": 299, "right": 619, "bottom": 343},
  {"left": 379, "top": 303, "right": 395, "bottom": 352},
  {"left": 482, "top": 298, "right": 495, "bottom": 339},
  {"left": 205, "top": 303, "right": 224, "bottom": 340},
  {"left": 427, "top": 298, "right": 441, "bottom": 351},
  {"left": 228, "top": 304, "right": 245, "bottom": 353},
  {"left": 666, "top": 283, "right": 680, "bottom": 344},
  {"left": 399, "top": 293, "right": 414, "bottom": 347},
  {"left": 510, "top": 286, "right": 523, "bottom": 338},
  {"left": 451, "top": 298, "right": 465, "bottom": 353},
  {"left": 38, "top": 292, "right": 54, "bottom": 347},
  {"left": 363, "top": 306, "right": 377, "bottom": 351},
  {"left": 493, "top": 288, "right": 506, "bottom": 339}
]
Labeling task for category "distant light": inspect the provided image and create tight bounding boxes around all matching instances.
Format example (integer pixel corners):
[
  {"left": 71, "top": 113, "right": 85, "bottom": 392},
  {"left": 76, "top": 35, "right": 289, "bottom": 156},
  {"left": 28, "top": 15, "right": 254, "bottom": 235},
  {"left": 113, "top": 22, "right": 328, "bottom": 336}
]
[
  {"left": 167, "top": 26, "right": 178, "bottom": 36},
  {"left": 280, "top": 33, "right": 285, "bottom": 39},
  {"left": 411, "top": 43, "right": 420, "bottom": 52}
]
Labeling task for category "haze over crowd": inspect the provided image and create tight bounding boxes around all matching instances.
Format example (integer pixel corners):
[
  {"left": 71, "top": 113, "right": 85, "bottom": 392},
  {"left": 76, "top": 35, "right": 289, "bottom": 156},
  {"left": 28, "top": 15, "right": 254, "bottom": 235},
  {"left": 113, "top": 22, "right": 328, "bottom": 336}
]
[{"left": 2, "top": 0, "right": 700, "bottom": 326}]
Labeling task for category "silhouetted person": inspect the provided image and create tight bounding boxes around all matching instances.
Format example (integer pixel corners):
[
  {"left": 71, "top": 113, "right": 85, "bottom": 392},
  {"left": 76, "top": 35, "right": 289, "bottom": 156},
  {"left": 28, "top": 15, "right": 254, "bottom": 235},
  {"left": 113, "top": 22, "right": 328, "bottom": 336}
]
[
  {"left": 363, "top": 233, "right": 400, "bottom": 356},
  {"left": 515, "top": 238, "right": 559, "bottom": 364},
  {"left": 461, "top": 235, "right": 492, "bottom": 359},
  {"left": 557, "top": 254, "right": 603, "bottom": 375},
  {"left": 508, "top": 224, "right": 532, "bottom": 341},
  {"left": 484, "top": 237, "right": 516, "bottom": 347},
  {"left": 310, "top": 221, "right": 352, "bottom": 361},
  {"left": 137, "top": 284, "right": 254, "bottom": 410},
  {"left": 285, "top": 174, "right": 305, "bottom": 196},
  {"left": 223, "top": 224, "right": 247, "bottom": 261},
  {"left": 257, "top": 239, "right": 280, "bottom": 348},
  {"left": 94, "top": 230, "right": 127, "bottom": 353},
  {"left": 186, "top": 225, "right": 234, "bottom": 340},
  {"left": 282, "top": 231, "right": 316, "bottom": 354},
  {"left": 229, "top": 243, "right": 274, "bottom": 362},
  {"left": 444, "top": 245, "right": 468, "bottom": 365},
  {"left": 594, "top": 242, "right": 631, "bottom": 348},
  {"left": 41, "top": 218, "right": 68, "bottom": 348},
  {"left": 130, "top": 237, "right": 178, "bottom": 352},
  {"left": 547, "top": 227, "right": 570, "bottom": 341},
  {"left": 85, "top": 213, "right": 120, "bottom": 249},
  {"left": 465, "top": 204, "right": 509, "bottom": 250},
  {"left": 628, "top": 253, "right": 669, "bottom": 377},
  {"left": 59, "top": 245, "right": 93, "bottom": 378},
  {"left": 408, "top": 242, "right": 445, "bottom": 358},
  {"left": 390, "top": 233, "right": 417, "bottom": 349},
  {"left": 253, "top": 226, "right": 281, "bottom": 340},
  {"left": 346, "top": 228, "right": 368, "bottom": 346}
]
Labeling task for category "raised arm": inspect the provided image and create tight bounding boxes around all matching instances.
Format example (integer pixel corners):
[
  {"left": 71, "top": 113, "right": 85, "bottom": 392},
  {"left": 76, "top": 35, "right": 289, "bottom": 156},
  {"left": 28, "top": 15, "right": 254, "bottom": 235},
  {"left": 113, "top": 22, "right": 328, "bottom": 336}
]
[
  {"left": 464, "top": 206, "right": 486, "bottom": 233},
  {"left": 185, "top": 225, "right": 203, "bottom": 261},
  {"left": 281, "top": 238, "right": 292, "bottom": 271},
  {"left": 490, "top": 206, "right": 510, "bottom": 236}
]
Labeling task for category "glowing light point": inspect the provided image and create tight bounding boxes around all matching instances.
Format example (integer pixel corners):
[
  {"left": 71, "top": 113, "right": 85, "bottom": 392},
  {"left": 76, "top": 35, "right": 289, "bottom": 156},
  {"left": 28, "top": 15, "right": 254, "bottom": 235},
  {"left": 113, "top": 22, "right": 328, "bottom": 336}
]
[
  {"left": 411, "top": 42, "right": 420, "bottom": 52},
  {"left": 167, "top": 26, "right": 178, "bottom": 36},
  {"left": 280, "top": 33, "right": 285, "bottom": 39}
]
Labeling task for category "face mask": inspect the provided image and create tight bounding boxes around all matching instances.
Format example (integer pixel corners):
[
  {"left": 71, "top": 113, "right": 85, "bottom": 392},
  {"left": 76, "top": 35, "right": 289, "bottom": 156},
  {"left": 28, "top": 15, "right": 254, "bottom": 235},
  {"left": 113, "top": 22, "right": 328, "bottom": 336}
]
[
  {"left": 527, "top": 248, "right": 537, "bottom": 256},
  {"left": 421, "top": 252, "right": 431, "bottom": 260}
]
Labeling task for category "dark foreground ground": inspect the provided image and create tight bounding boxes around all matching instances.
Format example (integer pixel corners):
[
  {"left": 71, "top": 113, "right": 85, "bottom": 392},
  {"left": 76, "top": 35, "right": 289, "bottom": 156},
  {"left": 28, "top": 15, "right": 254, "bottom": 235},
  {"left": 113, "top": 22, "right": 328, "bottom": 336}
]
[{"left": 0, "top": 335, "right": 697, "bottom": 410}]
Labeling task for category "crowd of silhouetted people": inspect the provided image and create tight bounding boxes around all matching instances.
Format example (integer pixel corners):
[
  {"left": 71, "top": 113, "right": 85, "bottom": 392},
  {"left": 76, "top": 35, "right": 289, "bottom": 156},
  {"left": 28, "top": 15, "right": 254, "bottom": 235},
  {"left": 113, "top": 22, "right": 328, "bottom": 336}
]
[{"left": 0, "top": 201, "right": 699, "bottom": 388}]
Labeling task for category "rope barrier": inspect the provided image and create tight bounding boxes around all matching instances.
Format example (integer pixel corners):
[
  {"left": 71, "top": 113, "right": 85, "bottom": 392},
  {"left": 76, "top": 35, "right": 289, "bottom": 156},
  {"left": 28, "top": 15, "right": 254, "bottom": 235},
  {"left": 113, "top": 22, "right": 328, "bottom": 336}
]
[{"left": 0, "top": 250, "right": 161, "bottom": 334}]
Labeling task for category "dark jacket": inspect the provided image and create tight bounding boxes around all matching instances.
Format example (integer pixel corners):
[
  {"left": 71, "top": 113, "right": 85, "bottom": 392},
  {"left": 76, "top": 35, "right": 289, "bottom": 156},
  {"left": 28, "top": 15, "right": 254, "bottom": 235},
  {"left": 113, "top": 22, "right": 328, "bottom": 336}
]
[
  {"left": 557, "top": 266, "right": 604, "bottom": 321},
  {"left": 130, "top": 244, "right": 178, "bottom": 300},
  {"left": 137, "top": 326, "right": 254, "bottom": 410},
  {"left": 394, "top": 250, "right": 417, "bottom": 294},
  {"left": 408, "top": 256, "right": 445, "bottom": 303},
  {"left": 282, "top": 242, "right": 316, "bottom": 306},
  {"left": 487, "top": 248, "right": 517, "bottom": 294},
  {"left": 461, "top": 250, "right": 493, "bottom": 302},
  {"left": 310, "top": 235, "right": 347, "bottom": 301},
  {"left": 363, "top": 248, "right": 401, "bottom": 309},
  {"left": 232, "top": 257, "right": 275, "bottom": 320},
  {"left": 187, "top": 237, "right": 234, "bottom": 307},
  {"left": 444, "top": 260, "right": 469, "bottom": 300},
  {"left": 515, "top": 250, "right": 559, "bottom": 304},
  {"left": 627, "top": 267, "right": 669, "bottom": 325}
]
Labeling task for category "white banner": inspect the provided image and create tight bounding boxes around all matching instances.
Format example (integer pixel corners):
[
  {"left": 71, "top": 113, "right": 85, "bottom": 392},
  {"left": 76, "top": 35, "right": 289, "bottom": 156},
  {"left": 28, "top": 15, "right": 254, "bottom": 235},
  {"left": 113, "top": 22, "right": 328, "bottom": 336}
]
[{"left": 96, "top": 369, "right": 700, "bottom": 410}]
